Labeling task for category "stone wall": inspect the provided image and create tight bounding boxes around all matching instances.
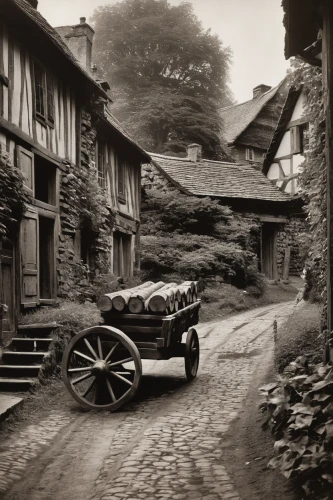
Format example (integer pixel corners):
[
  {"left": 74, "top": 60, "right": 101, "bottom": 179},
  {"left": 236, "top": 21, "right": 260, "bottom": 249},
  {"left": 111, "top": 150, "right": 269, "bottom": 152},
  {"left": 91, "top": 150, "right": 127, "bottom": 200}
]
[
  {"left": 57, "top": 107, "right": 113, "bottom": 300},
  {"left": 277, "top": 217, "right": 307, "bottom": 276},
  {"left": 142, "top": 162, "right": 180, "bottom": 193}
]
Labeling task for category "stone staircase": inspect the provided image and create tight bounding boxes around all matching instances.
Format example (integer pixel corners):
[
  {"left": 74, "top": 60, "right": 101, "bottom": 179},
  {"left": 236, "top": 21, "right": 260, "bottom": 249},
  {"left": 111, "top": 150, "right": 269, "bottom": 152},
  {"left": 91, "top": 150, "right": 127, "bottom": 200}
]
[{"left": 0, "top": 324, "right": 60, "bottom": 392}]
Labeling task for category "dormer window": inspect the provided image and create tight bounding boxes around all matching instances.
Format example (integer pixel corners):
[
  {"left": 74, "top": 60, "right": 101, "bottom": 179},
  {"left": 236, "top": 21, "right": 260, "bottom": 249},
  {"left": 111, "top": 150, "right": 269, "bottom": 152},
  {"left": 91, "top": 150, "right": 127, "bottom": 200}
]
[
  {"left": 246, "top": 148, "right": 255, "bottom": 161},
  {"left": 33, "top": 61, "right": 55, "bottom": 126}
]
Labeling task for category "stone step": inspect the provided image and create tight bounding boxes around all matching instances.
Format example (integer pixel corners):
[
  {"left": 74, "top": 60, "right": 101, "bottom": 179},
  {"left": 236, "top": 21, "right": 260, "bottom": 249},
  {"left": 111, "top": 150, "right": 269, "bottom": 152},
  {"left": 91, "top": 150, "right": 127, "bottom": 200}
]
[
  {"left": 2, "top": 352, "right": 49, "bottom": 365},
  {"left": 0, "top": 365, "right": 42, "bottom": 378},
  {"left": 17, "top": 323, "right": 61, "bottom": 338},
  {"left": 11, "top": 338, "right": 52, "bottom": 352},
  {"left": 0, "top": 378, "right": 36, "bottom": 392}
]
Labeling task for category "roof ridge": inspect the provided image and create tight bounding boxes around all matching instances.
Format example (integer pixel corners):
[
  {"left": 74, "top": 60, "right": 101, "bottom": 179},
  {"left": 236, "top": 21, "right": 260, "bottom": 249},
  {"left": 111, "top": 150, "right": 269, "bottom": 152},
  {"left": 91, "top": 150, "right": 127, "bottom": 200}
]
[
  {"left": 150, "top": 153, "right": 240, "bottom": 166},
  {"left": 221, "top": 83, "right": 281, "bottom": 112}
]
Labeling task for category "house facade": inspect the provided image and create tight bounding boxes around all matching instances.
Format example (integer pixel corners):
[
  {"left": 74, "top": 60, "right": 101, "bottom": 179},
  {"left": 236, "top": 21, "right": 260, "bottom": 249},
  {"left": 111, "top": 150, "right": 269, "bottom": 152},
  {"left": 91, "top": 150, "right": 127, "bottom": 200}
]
[
  {"left": 263, "top": 88, "right": 309, "bottom": 194},
  {"left": 0, "top": 0, "right": 149, "bottom": 347},
  {"left": 220, "top": 81, "right": 289, "bottom": 168},
  {"left": 142, "top": 144, "right": 306, "bottom": 283}
]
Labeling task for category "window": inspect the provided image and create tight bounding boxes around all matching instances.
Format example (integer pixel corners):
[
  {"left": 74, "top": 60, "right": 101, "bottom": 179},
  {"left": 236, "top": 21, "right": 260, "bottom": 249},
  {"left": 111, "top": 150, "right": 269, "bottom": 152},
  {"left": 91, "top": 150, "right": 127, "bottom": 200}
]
[
  {"left": 291, "top": 123, "right": 309, "bottom": 154},
  {"left": 117, "top": 154, "right": 126, "bottom": 204},
  {"left": 245, "top": 148, "right": 255, "bottom": 161},
  {"left": 33, "top": 61, "right": 55, "bottom": 126},
  {"left": 300, "top": 123, "right": 310, "bottom": 153},
  {"left": 97, "top": 140, "right": 106, "bottom": 188},
  {"left": 34, "top": 154, "right": 57, "bottom": 206}
]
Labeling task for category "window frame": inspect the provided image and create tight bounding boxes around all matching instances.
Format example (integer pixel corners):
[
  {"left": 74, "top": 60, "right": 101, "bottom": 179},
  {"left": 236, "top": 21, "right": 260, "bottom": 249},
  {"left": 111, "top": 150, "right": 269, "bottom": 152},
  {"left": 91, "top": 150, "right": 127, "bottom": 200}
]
[
  {"left": 33, "top": 60, "right": 55, "bottom": 128},
  {"left": 246, "top": 148, "right": 255, "bottom": 161},
  {"left": 116, "top": 154, "right": 126, "bottom": 204},
  {"left": 96, "top": 139, "right": 107, "bottom": 189}
]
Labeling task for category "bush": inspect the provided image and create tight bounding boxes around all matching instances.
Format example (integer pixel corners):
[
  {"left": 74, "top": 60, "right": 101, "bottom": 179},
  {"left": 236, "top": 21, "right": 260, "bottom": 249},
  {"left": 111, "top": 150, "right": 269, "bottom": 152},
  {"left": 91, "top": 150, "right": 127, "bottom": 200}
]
[
  {"left": 274, "top": 302, "right": 323, "bottom": 373},
  {"left": 20, "top": 302, "right": 102, "bottom": 376},
  {"left": 141, "top": 189, "right": 262, "bottom": 288}
]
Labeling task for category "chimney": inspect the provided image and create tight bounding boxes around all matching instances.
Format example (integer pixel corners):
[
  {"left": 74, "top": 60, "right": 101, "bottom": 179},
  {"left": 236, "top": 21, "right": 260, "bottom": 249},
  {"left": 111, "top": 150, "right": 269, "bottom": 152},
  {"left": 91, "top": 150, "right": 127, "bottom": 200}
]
[
  {"left": 187, "top": 144, "right": 202, "bottom": 162},
  {"left": 55, "top": 18, "right": 95, "bottom": 73},
  {"left": 27, "top": 0, "right": 38, "bottom": 7},
  {"left": 253, "top": 84, "right": 272, "bottom": 99}
]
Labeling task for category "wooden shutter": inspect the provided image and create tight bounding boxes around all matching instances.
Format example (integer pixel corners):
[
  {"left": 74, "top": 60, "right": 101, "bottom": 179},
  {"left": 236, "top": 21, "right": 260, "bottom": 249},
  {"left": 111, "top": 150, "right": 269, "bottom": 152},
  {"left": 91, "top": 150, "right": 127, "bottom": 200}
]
[
  {"left": 20, "top": 209, "right": 39, "bottom": 307},
  {"left": 290, "top": 126, "right": 301, "bottom": 154},
  {"left": 16, "top": 146, "right": 34, "bottom": 196}
]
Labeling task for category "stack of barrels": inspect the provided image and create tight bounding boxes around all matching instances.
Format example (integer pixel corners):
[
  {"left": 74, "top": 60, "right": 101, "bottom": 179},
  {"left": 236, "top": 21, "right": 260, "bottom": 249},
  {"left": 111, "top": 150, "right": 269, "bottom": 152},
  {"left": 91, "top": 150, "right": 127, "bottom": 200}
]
[{"left": 97, "top": 281, "right": 199, "bottom": 315}]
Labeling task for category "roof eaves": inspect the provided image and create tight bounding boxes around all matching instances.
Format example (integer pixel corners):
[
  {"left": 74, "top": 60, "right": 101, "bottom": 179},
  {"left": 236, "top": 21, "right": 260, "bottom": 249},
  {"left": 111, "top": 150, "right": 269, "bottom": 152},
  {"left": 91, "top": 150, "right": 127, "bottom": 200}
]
[{"left": 9, "top": 0, "right": 107, "bottom": 99}]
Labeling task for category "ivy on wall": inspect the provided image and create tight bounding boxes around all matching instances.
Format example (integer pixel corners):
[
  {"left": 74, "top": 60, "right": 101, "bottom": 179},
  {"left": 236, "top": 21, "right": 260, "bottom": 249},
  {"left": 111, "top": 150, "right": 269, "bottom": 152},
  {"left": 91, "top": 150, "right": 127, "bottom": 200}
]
[
  {"left": 0, "top": 149, "right": 28, "bottom": 239},
  {"left": 290, "top": 59, "right": 326, "bottom": 303}
]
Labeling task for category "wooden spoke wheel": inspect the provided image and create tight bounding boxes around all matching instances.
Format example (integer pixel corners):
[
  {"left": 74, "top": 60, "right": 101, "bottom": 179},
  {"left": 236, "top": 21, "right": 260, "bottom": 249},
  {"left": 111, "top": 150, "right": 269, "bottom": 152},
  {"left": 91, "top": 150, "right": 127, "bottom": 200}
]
[
  {"left": 185, "top": 328, "right": 199, "bottom": 381},
  {"left": 62, "top": 326, "right": 142, "bottom": 411}
]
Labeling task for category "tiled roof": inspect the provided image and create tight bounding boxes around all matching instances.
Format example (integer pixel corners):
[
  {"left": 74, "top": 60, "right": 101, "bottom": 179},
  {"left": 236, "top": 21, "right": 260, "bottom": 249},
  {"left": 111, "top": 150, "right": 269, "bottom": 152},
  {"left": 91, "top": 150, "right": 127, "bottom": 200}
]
[
  {"left": 149, "top": 153, "right": 292, "bottom": 202},
  {"left": 8, "top": 0, "right": 149, "bottom": 160},
  {"left": 10, "top": 0, "right": 103, "bottom": 94},
  {"left": 220, "top": 82, "right": 284, "bottom": 145}
]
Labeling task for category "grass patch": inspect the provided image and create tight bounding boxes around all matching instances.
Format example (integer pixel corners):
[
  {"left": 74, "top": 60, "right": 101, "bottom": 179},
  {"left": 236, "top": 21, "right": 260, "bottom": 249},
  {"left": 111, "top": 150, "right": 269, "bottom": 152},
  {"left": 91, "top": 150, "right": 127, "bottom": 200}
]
[
  {"left": 200, "top": 281, "right": 300, "bottom": 323},
  {"left": 274, "top": 301, "right": 323, "bottom": 373}
]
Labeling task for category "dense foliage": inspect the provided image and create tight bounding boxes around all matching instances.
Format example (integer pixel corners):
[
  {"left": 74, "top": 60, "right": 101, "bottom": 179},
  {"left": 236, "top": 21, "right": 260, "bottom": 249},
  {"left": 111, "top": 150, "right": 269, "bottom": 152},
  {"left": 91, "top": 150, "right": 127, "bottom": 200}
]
[
  {"left": 261, "top": 357, "right": 333, "bottom": 499},
  {"left": 141, "top": 190, "right": 262, "bottom": 289},
  {"left": 0, "top": 149, "right": 28, "bottom": 239},
  {"left": 91, "top": 0, "right": 233, "bottom": 159},
  {"left": 290, "top": 59, "right": 325, "bottom": 303}
]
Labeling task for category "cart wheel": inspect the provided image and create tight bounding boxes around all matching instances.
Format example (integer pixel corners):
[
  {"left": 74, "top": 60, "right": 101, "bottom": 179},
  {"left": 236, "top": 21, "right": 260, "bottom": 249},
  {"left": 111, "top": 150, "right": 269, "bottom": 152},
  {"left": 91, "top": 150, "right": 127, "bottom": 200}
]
[
  {"left": 185, "top": 328, "right": 199, "bottom": 381},
  {"left": 62, "top": 326, "right": 142, "bottom": 411}
]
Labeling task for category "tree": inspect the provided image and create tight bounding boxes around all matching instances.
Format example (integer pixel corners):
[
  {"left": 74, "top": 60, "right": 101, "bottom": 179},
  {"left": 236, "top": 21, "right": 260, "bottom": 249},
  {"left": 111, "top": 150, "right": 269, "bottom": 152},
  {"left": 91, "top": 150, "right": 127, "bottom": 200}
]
[{"left": 91, "top": 0, "right": 233, "bottom": 159}]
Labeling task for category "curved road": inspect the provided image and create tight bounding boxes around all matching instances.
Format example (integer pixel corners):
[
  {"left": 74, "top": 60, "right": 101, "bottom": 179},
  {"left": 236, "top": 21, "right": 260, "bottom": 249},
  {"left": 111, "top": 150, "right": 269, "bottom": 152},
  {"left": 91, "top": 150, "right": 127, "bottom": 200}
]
[{"left": 0, "top": 301, "right": 296, "bottom": 500}]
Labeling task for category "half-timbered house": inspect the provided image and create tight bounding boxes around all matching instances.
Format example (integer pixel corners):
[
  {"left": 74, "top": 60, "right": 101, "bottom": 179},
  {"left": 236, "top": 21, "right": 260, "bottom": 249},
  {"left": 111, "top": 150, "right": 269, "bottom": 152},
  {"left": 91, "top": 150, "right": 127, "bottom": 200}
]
[
  {"left": 220, "top": 80, "right": 289, "bottom": 167},
  {"left": 0, "top": 0, "right": 149, "bottom": 347},
  {"left": 263, "top": 87, "right": 310, "bottom": 194}
]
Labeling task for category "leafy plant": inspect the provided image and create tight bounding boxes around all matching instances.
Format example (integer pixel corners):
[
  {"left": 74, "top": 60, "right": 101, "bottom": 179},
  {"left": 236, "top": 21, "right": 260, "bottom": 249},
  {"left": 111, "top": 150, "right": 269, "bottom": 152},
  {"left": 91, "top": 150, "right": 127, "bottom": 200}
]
[
  {"left": 141, "top": 189, "right": 262, "bottom": 288},
  {"left": 260, "top": 357, "right": 333, "bottom": 499},
  {"left": 0, "top": 149, "right": 28, "bottom": 239},
  {"left": 290, "top": 59, "right": 325, "bottom": 304}
]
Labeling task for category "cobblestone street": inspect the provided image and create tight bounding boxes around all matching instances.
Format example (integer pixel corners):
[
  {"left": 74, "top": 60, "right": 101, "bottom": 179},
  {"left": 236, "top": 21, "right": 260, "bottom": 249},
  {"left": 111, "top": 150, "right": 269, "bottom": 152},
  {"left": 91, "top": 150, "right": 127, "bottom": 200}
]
[{"left": 0, "top": 302, "right": 296, "bottom": 500}]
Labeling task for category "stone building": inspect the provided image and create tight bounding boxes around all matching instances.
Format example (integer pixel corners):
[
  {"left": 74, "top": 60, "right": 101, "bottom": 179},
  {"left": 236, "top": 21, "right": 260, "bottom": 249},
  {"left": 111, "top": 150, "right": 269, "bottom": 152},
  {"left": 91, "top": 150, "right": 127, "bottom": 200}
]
[
  {"left": 142, "top": 144, "right": 306, "bottom": 281},
  {"left": 220, "top": 80, "right": 289, "bottom": 167},
  {"left": 0, "top": 0, "right": 149, "bottom": 347}
]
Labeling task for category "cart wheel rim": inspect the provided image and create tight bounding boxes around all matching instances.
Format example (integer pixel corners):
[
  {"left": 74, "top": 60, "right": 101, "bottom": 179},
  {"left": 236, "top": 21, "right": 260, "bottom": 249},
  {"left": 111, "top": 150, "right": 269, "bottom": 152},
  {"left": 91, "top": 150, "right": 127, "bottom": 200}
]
[
  {"left": 185, "top": 328, "right": 200, "bottom": 381},
  {"left": 62, "top": 326, "right": 142, "bottom": 411}
]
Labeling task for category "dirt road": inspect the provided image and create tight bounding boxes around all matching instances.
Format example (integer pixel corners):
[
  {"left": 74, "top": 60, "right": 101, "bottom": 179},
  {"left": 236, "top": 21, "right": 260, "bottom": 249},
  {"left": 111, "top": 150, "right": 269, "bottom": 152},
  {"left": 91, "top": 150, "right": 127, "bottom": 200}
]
[{"left": 0, "top": 301, "right": 297, "bottom": 500}]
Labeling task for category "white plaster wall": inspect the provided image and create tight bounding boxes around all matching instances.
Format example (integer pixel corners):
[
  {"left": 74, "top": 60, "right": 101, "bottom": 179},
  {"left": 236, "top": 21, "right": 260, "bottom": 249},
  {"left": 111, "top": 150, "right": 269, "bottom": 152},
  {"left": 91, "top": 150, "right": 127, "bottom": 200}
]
[
  {"left": 267, "top": 163, "right": 279, "bottom": 180},
  {"left": 281, "top": 158, "right": 291, "bottom": 176},
  {"left": 275, "top": 130, "right": 291, "bottom": 157},
  {"left": 289, "top": 92, "right": 307, "bottom": 122}
]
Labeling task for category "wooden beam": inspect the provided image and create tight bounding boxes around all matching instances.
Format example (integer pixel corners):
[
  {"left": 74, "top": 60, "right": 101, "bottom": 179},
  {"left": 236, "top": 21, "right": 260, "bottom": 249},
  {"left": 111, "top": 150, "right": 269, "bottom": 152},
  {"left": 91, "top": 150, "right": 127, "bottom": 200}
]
[
  {"left": 0, "top": 116, "right": 66, "bottom": 164},
  {"left": 322, "top": 0, "right": 333, "bottom": 362}
]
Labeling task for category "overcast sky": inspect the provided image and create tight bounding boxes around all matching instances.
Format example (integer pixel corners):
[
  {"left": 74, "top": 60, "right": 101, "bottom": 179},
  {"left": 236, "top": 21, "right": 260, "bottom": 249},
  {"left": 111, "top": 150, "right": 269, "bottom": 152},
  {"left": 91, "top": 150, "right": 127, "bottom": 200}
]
[{"left": 38, "top": 0, "right": 289, "bottom": 103}]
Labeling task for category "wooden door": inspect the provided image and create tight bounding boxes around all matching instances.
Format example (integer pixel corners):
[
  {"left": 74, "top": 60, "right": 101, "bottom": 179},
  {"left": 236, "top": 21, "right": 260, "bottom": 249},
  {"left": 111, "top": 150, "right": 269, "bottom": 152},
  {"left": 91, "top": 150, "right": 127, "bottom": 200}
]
[
  {"left": 261, "top": 223, "right": 278, "bottom": 280},
  {"left": 20, "top": 208, "right": 40, "bottom": 307},
  {"left": 0, "top": 240, "right": 16, "bottom": 346}
]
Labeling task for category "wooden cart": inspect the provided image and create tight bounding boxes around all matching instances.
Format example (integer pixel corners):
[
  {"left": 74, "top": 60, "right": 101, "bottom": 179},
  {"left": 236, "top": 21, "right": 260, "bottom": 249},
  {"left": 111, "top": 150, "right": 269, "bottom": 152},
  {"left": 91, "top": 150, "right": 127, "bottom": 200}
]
[{"left": 62, "top": 301, "right": 200, "bottom": 411}]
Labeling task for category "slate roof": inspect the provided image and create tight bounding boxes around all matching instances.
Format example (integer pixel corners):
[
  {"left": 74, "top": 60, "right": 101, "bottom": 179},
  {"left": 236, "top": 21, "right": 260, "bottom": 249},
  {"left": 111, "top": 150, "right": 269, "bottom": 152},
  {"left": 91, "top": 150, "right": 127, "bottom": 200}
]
[
  {"left": 7, "top": 0, "right": 149, "bottom": 160},
  {"left": 149, "top": 153, "right": 292, "bottom": 203},
  {"left": 9, "top": 0, "right": 103, "bottom": 94},
  {"left": 220, "top": 82, "right": 285, "bottom": 146}
]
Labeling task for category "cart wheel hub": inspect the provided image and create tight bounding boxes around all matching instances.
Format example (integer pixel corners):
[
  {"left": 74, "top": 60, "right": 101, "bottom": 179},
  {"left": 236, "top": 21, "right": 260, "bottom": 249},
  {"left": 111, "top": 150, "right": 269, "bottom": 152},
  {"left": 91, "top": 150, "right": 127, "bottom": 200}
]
[{"left": 91, "top": 360, "right": 109, "bottom": 376}]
